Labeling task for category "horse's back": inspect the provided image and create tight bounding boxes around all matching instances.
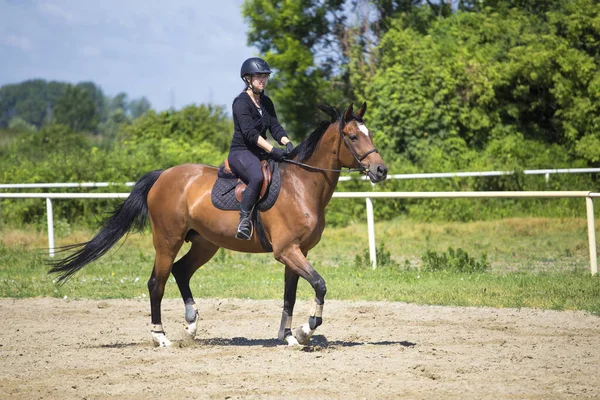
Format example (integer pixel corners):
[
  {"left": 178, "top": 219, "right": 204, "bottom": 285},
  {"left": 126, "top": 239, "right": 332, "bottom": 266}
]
[
  {"left": 161, "top": 163, "right": 217, "bottom": 184},
  {"left": 147, "top": 163, "right": 219, "bottom": 216}
]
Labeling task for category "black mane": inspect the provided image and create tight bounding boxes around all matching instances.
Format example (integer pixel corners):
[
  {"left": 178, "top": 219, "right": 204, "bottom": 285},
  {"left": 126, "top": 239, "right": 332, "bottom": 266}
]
[{"left": 289, "top": 104, "right": 341, "bottom": 163}]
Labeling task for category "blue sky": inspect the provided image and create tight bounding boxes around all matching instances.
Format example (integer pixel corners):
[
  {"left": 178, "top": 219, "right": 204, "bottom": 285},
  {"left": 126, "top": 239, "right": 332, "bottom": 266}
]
[{"left": 0, "top": 0, "right": 258, "bottom": 112}]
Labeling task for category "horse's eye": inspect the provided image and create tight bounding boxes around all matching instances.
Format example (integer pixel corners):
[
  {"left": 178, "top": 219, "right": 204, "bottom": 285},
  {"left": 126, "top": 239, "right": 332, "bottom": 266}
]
[{"left": 349, "top": 135, "right": 358, "bottom": 141}]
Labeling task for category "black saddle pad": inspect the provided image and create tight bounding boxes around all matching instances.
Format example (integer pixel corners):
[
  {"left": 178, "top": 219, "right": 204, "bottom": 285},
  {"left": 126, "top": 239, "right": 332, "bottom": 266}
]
[{"left": 211, "top": 160, "right": 280, "bottom": 211}]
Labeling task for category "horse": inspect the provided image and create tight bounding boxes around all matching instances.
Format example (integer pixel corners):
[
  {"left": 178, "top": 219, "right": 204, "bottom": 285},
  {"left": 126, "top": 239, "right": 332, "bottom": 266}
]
[{"left": 49, "top": 102, "right": 388, "bottom": 347}]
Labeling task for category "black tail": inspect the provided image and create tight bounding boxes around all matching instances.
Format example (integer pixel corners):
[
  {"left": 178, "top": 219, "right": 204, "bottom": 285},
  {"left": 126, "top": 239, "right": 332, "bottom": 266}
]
[{"left": 48, "top": 170, "right": 164, "bottom": 283}]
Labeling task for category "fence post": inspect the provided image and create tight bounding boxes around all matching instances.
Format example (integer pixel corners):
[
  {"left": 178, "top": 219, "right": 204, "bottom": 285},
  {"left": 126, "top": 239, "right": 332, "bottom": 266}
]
[
  {"left": 366, "top": 197, "right": 377, "bottom": 269},
  {"left": 585, "top": 196, "right": 597, "bottom": 275},
  {"left": 46, "top": 198, "right": 55, "bottom": 258}
]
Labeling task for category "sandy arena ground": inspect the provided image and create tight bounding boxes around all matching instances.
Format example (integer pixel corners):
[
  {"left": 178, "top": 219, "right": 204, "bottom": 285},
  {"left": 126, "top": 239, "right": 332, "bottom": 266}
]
[{"left": 0, "top": 297, "right": 599, "bottom": 399}]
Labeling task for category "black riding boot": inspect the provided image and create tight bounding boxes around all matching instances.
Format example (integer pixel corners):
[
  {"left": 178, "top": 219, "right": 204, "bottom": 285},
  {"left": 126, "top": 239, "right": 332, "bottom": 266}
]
[{"left": 236, "top": 188, "right": 256, "bottom": 240}]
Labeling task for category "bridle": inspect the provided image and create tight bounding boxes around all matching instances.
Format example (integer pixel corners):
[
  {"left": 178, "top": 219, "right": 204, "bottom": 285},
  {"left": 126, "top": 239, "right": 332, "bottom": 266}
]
[
  {"left": 339, "top": 119, "right": 379, "bottom": 173},
  {"left": 284, "top": 118, "right": 379, "bottom": 175}
]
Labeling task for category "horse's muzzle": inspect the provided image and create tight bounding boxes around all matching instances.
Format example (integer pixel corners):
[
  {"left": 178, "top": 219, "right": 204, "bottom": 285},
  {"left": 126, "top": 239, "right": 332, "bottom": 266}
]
[{"left": 367, "top": 164, "right": 388, "bottom": 183}]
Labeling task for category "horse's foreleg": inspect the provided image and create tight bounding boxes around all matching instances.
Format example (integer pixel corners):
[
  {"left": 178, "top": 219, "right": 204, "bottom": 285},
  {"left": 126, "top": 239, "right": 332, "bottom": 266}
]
[
  {"left": 278, "top": 266, "right": 300, "bottom": 345},
  {"left": 148, "top": 241, "right": 182, "bottom": 347},
  {"left": 275, "top": 247, "right": 326, "bottom": 345},
  {"left": 171, "top": 238, "right": 219, "bottom": 340},
  {"left": 294, "top": 273, "right": 326, "bottom": 345}
]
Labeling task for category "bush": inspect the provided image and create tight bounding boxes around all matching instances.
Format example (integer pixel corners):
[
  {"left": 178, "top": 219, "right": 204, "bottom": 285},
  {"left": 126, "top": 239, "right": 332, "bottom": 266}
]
[
  {"left": 354, "top": 242, "right": 400, "bottom": 269},
  {"left": 421, "top": 247, "right": 490, "bottom": 273},
  {"left": 8, "top": 117, "right": 37, "bottom": 133},
  {"left": 0, "top": 105, "right": 233, "bottom": 227}
]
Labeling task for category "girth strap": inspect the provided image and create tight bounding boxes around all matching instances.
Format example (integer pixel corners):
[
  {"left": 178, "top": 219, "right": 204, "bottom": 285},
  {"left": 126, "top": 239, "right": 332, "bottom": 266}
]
[{"left": 255, "top": 212, "right": 273, "bottom": 252}]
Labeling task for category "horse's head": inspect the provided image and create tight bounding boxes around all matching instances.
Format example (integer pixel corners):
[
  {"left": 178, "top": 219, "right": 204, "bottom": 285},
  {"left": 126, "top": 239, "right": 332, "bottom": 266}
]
[{"left": 337, "top": 102, "right": 388, "bottom": 183}]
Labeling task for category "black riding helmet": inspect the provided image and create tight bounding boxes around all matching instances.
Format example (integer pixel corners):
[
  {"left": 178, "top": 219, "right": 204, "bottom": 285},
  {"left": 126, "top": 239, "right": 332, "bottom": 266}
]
[
  {"left": 240, "top": 58, "right": 272, "bottom": 93},
  {"left": 240, "top": 57, "right": 272, "bottom": 80}
]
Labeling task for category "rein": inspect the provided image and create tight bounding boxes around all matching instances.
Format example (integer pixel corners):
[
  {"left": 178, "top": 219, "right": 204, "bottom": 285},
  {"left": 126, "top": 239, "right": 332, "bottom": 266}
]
[
  {"left": 283, "top": 118, "right": 379, "bottom": 175},
  {"left": 282, "top": 158, "right": 363, "bottom": 173}
]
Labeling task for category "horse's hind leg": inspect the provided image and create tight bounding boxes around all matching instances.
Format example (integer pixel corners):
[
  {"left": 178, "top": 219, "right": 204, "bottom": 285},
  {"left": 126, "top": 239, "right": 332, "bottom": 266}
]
[
  {"left": 171, "top": 237, "right": 219, "bottom": 340},
  {"left": 148, "top": 238, "right": 184, "bottom": 347}
]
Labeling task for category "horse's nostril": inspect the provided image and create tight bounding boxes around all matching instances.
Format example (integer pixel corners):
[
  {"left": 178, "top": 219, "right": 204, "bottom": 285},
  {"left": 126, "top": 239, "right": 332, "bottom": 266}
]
[{"left": 377, "top": 165, "right": 388, "bottom": 177}]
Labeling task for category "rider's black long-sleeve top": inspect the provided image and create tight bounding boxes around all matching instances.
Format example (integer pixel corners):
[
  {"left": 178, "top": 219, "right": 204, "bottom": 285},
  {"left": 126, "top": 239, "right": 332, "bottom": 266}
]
[{"left": 229, "top": 91, "right": 288, "bottom": 154}]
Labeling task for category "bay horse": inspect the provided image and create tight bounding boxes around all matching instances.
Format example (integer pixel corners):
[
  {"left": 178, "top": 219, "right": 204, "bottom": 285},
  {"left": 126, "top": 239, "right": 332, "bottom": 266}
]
[{"left": 49, "top": 102, "right": 387, "bottom": 347}]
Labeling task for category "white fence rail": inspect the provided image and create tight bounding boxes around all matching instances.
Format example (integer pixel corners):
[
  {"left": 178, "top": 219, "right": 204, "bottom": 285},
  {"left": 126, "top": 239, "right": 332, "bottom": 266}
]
[
  {"left": 339, "top": 167, "right": 600, "bottom": 182},
  {"left": 1, "top": 191, "right": 597, "bottom": 275},
  {"left": 1, "top": 167, "right": 599, "bottom": 189}
]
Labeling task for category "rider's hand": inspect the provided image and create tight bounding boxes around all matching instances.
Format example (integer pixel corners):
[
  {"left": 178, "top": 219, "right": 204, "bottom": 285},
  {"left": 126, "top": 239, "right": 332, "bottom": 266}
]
[
  {"left": 285, "top": 141, "right": 294, "bottom": 153},
  {"left": 270, "top": 147, "right": 287, "bottom": 161}
]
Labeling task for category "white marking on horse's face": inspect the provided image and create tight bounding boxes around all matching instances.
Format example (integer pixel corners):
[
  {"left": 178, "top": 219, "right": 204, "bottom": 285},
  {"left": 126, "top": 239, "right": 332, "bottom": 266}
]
[{"left": 358, "top": 123, "right": 369, "bottom": 137}]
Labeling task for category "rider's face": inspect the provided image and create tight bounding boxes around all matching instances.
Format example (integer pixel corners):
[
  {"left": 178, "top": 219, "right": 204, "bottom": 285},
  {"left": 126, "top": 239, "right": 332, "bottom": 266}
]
[{"left": 250, "top": 74, "right": 269, "bottom": 90}]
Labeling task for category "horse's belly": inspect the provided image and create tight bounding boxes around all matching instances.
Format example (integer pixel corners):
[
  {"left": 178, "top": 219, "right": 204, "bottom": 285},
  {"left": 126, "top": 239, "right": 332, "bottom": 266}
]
[{"left": 199, "top": 231, "right": 269, "bottom": 254}]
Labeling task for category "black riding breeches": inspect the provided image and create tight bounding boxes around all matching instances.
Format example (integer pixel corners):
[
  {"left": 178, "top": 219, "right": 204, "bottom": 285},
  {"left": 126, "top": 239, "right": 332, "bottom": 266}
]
[{"left": 228, "top": 150, "right": 263, "bottom": 205}]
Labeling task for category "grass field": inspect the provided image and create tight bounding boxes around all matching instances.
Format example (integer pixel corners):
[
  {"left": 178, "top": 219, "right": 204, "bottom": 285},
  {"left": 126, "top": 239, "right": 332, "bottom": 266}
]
[{"left": 1, "top": 217, "right": 599, "bottom": 314}]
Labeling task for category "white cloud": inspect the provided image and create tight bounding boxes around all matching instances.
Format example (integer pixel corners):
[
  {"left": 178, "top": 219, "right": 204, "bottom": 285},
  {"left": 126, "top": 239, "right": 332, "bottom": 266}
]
[
  {"left": 37, "top": 1, "right": 81, "bottom": 23},
  {"left": 0, "top": 33, "right": 32, "bottom": 51}
]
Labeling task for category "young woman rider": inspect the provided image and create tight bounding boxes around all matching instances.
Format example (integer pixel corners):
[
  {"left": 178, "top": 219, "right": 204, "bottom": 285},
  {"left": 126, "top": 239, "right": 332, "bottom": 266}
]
[{"left": 227, "top": 57, "right": 294, "bottom": 240}]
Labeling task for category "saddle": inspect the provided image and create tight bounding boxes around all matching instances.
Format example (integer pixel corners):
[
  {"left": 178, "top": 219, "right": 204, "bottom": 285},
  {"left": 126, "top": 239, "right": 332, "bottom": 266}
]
[
  {"left": 211, "top": 160, "right": 281, "bottom": 252},
  {"left": 211, "top": 159, "right": 280, "bottom": 212},
  {"left": 223, "top": 159, "right": 272, "bottom": 203}
]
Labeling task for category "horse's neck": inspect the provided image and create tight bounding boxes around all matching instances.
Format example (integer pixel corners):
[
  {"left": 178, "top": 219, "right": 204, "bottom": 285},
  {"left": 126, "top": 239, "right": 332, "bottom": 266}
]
[
  {"left": 284, "top": 168, "right": 339, "bottom": 215},
  {"left": 291, "top": 132, "right": 343, "bottom": 208}
]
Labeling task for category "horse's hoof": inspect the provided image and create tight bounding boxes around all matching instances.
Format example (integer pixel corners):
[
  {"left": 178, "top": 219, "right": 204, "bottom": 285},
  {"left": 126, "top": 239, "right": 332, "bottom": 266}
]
[
  {"left": 294, "top": 323, "right": 315, "bottom": 345},
  {"left": 284, "top": 335, "right": 300, "bottom": 347},
  {"left": 184, "top": 318, "right": 198, "bottom": 339},
  {"left": 184, "top": 325, "right": 197, "bottom": 339},
  {"left": 184, "top": 306, "right": 199, "bottom": 339},
  {"left": 152, "top": 331, "right": 173, "bottom": 347},
  {"left": 154, "top": 337, "right": 173, "bottom": 347}
]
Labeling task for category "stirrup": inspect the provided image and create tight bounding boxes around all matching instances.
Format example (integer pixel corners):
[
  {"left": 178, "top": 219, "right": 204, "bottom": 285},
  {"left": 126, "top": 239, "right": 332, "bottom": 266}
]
[{"left": 236, "top": 219, "right": 253, "bottom": 240}]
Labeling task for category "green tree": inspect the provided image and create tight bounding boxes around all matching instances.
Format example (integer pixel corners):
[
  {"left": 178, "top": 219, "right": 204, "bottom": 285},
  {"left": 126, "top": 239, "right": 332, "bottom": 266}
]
[
  {"left": 242, "top": 0, "right": 347, "bottom": 139},
  {"left": 0, "top": 80, "right": 66, "bottom": 128},
  {"left": 97, "top": 109, "right": 129, "bottom": 139},
  {"left": 121, "top": 104, "right": 232, "bottom": 167},
  {"left": 463, "top": 0, "right": 566, "bottom": 14},
  {"left": 8, "top": 116, "right": 37, "bottom": 133},
  {"left": 76, "top": 81, "right": 107, "bottom": 124},
  {"left": 242, "top": 1, "right": 459, "bottom": 139},
  {"left": 109, "top": 92, "right": 129, "bottom": 115},
  {"left": 360, "top": 1, "right": 600, "bottom": 165},
  {"left": 53, "top": 85, "right": 99, "bottom": 132},
  {"left": 129, "top": 96, "right": 152, "bottom": 119}
]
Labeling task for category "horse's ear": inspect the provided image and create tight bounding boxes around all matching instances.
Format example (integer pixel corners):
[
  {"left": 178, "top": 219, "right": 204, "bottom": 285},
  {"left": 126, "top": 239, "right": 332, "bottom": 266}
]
[
  {"left": 356, "top": 102, "right": 367, "bottom": 119},
  {"left": 343, "top": 103, "right": 354, "bottom": 122}
]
